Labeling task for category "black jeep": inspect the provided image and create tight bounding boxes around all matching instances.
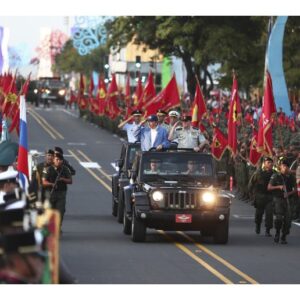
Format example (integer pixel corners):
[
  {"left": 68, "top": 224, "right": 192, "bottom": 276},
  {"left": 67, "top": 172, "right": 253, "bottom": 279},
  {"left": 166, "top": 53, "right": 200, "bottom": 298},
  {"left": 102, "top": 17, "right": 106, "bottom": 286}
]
[
  {"left": 111, "top": 142, "right": 141, "bottom": 222},
  {"left": 122, "top": 149, "right": 232, "bottom": 243}
]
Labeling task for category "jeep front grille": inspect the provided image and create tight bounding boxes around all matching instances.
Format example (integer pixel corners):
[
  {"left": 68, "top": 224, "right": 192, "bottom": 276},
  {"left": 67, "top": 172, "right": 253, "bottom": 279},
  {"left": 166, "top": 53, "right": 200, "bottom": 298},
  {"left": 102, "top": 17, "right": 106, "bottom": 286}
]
[{"left": 164, "top": 191, "right": 197, "bottom": 209}]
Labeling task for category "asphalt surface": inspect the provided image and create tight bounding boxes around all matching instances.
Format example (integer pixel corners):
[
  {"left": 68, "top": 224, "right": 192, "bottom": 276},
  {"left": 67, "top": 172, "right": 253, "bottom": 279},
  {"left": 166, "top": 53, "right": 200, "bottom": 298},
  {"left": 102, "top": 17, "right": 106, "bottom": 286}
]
[{"left": 26, "top": 103, "right": 300, "bottom": 284}]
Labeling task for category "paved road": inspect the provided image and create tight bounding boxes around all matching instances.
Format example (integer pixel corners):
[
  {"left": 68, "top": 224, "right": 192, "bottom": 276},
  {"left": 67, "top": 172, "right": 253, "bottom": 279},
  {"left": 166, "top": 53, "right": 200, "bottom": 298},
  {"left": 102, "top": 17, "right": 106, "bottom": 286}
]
[{"left": 26, "top": 103, "right": 300, "bottom": 284}]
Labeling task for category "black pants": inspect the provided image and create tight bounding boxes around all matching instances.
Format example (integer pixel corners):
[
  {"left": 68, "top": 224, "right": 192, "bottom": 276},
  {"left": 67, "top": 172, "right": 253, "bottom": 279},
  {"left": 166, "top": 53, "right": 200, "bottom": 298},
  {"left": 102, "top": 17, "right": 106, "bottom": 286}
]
[
  {"left": 50, "top": 191, "right": 67, "bottom": 226},
  {"left": 255, "top": 199, "right": 273, "bottom": 230},
  {"left": 273, "top": 197, "right": 292, "bottom": 236}
]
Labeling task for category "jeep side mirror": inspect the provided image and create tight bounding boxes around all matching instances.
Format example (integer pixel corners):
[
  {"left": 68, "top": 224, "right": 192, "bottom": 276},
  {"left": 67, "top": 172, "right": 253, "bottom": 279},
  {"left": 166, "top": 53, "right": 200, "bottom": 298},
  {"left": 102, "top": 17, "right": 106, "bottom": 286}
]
[{"left": 116, "top": 159, "right": 124, "bottom": 168}]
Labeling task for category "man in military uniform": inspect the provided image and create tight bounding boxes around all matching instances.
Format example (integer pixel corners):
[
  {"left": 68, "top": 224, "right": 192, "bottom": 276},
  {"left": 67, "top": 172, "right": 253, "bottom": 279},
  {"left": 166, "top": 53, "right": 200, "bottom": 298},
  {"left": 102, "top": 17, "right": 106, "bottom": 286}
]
[
  {"left": 42, "top": 153, "right": 72, "bottom": 227},
  {"left": 0, "top": 169, "right": 19, "bottom": 205},
  {"left": 268, "top": 159, "right": 297, "bottom": 244},
  {"left": 32, "top": 149, "right": 54, "bottom": 202},
  {"left": 248, "top": 157, "right": 274, "bottom": 236},
  {"left": 168, "top": 110, "right": 180, "bottom": 128},
  {"left": 144, "top": 158, "right": 161, "bottom": 174},
  {"left": 168, "top": 115, "right": 208, "bottom": 151},
  {"left": 118, "top": 110, "right": 143, "bottom": 143},
  {"left": 54, "top": 146, "right": 76, "bottom": 176},
  {"left": 156, "top": 109, "right": 170, "bottom": 132},
  {"left": 182, "top": 160, "right": 201, "bottom": 175}
]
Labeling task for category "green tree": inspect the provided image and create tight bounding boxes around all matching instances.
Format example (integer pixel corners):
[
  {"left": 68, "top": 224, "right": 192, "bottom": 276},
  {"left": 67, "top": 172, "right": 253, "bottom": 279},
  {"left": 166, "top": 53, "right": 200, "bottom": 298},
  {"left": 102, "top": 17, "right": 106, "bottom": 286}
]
[
  {"left": 106, "top": 16, "right": 267, "bottom": 97},
  {"left": 54, "top": 39, "right": 109, "bottom": 76}
]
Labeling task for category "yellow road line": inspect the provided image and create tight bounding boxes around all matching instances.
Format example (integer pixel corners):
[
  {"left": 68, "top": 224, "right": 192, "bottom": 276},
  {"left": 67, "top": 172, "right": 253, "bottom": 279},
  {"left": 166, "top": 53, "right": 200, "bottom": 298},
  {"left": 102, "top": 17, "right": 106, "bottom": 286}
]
[
  {"left": 68, "top": 149, "right": 112, "bottom": 192},
  {"left": 157, "top": 230, "right": 233, "bottom": 284},
  {"left": 29, "top": 108, "right": 64, "bottom": 139},
  {"left": 28, "top": 110, "right": 57, "bottom": 140},
  {"left": 76, "top": 149, "right": 111, "bottom": 181},
  {"left": 177, "top": 231, "right": 259, "bottom": 284}
]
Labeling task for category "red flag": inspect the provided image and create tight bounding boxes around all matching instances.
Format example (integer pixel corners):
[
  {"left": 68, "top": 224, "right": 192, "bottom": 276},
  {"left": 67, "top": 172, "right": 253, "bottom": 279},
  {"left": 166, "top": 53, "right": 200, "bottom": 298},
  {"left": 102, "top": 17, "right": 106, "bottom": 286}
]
[
  {"left": 97, "top": 76, "right": 107, "bottom": 116},
  {"left": 132, "top": 76, "right": 143, "bottom": 109},
  {"left": 78, "top": 74, "right": 88, "bottom": 110},
  {"left": 88, "top": 74, "right": 96, "bottom": 113},
  {"left": 227, "top": 74, "right": 242, "bottom": 156},
  {"left": 191, "top": 78, "right": 207, "bottom": 127},
  {"left": 137, "top": 71, "right": 156, "bottom": 112},
  {"left": 8, "top": 74, "right": 31, "bottom": 121},
  {"left": 106, "top": 74, "right": 120, "bottom": 119},
  {"left": 257, "top": 71, "right": 276, "bottom": 156},
  {"left": 2, "top": 73, "right": 18, "bottom": 117},
  {"left": 211, "top": 127, "right": 228, "bottom": 161},
  {"left": 249, "top": 128, "right": 262, "bottom": 167},
  {"left": 144, "top": 74, "right": 180, "bottom": 117}
]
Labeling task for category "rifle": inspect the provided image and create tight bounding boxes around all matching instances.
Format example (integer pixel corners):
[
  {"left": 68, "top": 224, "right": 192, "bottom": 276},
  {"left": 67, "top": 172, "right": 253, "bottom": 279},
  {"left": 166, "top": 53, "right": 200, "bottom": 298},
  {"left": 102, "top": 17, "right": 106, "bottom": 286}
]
[
  {"left": 49, "top": 167, "right": 64, "bottom": 197},
  {"left": 280, "top": 174, "right": 291, "bottom": 211}
]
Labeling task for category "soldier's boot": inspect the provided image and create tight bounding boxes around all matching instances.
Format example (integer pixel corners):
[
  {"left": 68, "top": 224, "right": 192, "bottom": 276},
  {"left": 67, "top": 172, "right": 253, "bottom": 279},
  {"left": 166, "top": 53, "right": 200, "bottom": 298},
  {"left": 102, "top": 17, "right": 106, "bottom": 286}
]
[
  {"left": 265, "top": 228, "right": 272, "bottom": 237},
  {"left": 274, "top": 230, "right": 280, "bottom": 243},
  {"left": 255, "top": 224, "right": 261, "bottom": 234},
  {"left": 281, "top": 234, "right": 287, "bottom": 244}
]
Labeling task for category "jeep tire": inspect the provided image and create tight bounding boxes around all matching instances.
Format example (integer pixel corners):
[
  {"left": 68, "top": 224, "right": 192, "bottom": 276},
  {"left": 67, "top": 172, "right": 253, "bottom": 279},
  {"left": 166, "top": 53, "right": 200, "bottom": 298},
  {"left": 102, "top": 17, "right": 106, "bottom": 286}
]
[
  {"left": 132, "top": 207, "right": 146, "bottom": 242},
  {"left": 112, "top": 194, "right": 118, "bottom": 217},
  {"left": 213, "top": 219, "right": 229, "bottom": 244},
  {"left": 123, "top": 206, "right": 132, "bottom": 235},
  {"left": 117, "top": 189, "right": 124, "bottom": 223}
]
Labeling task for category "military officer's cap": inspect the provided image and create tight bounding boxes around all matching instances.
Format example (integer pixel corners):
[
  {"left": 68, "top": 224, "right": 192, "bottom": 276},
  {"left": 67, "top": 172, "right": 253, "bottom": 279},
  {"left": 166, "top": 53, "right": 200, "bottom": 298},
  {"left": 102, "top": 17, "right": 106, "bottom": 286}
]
[
  {"left": 46, "top": 149, "right": 55, "bottom": 155},
  {"left": 181, "top": 115, "right": 192, "bottom": 122},
  {"left": 156, "top": 109, "right": 167, "bottom": 116},
  {"left": 279, "top": 158, "right": 290, "bottom": 167},
  {"left": 54, "top": 146, "right": 63, "bottom": 154},
  {"left": 0, "top": 141, "right": 18, "bottom": 166},
  {"left": 0, "top": 230, "right": 44, "bottom": 255},
  {"left": 168, "top": 110, "right": 180, "bottom": 118},
  {"left": 147, "top": 115, "right": 158, "bottom": 122},
  {"left": 0, "top": 169, "right": 18, "bottom": 183},
  {"left": 263, "top": 157, "right": 273, "bottom": 163},
  {"left": 54, "top": 152, "right": 64, "bottom": 161},
  {"left": 131, "top": 110, "right": 143, "bottom": 116},
  {"left": 0, "top": 209, "right": 24, "bottom": 227}
]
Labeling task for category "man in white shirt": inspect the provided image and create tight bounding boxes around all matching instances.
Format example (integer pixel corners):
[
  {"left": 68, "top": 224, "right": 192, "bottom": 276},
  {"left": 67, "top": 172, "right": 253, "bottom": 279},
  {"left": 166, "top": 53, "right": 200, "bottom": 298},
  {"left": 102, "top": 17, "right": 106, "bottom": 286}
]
[{"left": 118, "top": 110, "right": 143, "bottom": 143}]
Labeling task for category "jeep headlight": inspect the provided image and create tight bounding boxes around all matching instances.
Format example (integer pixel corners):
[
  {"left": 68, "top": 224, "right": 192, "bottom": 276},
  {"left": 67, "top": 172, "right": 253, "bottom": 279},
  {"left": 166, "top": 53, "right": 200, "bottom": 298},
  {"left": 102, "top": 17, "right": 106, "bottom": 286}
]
[
  {"left": 152, "top": 191, "right": 164, "bottom": 202},
  {"left": 34, "top": 89, "right": 38, "bottom": 94},
  {"left": 45, "top": 89, "right": 50, "bottom": 94},
  {"left": 58, "top": 89, "right": 66, "bottom": 96},
  {"left": 202, "top": 192, "right": 215, "bottom": 204}
]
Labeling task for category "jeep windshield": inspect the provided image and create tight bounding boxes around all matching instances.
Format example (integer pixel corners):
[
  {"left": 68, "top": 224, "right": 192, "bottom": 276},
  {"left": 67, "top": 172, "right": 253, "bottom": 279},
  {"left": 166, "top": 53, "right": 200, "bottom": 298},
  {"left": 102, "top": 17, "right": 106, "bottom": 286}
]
[{"left": 140, "top": 152, "right": 214, "bottom": 182}]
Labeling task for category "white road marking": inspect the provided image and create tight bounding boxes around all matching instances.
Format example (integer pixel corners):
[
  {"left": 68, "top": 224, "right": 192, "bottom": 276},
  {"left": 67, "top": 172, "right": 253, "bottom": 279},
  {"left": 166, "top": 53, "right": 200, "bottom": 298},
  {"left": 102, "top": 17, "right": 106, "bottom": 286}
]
[
  {"left": 111, "top": 162, "right": 119, "bottom": 172},
  {"left": 233, "top": 214, "right": 254, "bottom": 219},
  {"left": 60, "top": 108, "right": 79, "bottom": 118},
  {"left": 113, "top": 134, "right": 118, "bottom": 138},
  {"left": 79, "top": 162, "right": 101, "bottom": 169},
  {"left": 120, "top": 138, "right": 126, "bottom": 142},
  {"left": 67, "top": 142, "right": 87, "bottom": 146}
]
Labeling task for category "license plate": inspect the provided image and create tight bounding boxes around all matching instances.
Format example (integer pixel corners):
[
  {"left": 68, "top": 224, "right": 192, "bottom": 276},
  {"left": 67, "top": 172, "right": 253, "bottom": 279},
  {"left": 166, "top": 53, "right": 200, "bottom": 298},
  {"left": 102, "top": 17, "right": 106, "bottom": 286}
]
[{"left": 176, "top": 214, "right": 192, "bottom": 223}]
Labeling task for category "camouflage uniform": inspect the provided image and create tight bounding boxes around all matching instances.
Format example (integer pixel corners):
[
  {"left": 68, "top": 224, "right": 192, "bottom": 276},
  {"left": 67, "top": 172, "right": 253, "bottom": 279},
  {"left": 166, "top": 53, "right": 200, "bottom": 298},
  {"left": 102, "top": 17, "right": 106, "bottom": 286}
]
[{"left": 248, "top": 168, "right": 274, "bottom": 235}]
